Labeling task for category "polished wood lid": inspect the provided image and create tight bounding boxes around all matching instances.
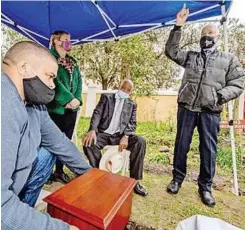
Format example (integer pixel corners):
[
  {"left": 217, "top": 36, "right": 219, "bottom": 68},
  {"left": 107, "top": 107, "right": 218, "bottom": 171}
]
[{"left": 44, "top": 168, "right": 136, "bottom": 228}]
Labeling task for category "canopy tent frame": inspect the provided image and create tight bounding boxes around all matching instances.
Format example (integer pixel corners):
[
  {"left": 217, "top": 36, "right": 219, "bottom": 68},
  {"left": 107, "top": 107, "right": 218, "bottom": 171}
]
[
  {"left": 2, "top": 1, "right": 229, "bottom": 45},
  {"left": 91, "top": 0, "right": 118, "bottom": 40},
  {"left": 221, "top": 2, "right": 239, "bottom": 196},
  {"left": 2, "top": 0, "right": 239, "bottom": 195},
  {"left": 1, "top": 12, "right": 50, "bottom": 45}
]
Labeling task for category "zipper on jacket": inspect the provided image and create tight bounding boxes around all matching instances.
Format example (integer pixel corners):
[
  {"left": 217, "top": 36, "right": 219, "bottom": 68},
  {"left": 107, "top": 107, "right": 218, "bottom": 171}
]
[{"left": 192, "top": 55, "right": 209, "bottom": 110}]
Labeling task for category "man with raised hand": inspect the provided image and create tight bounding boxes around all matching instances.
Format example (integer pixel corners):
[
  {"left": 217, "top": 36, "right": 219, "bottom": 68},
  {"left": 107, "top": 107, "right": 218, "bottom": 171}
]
[{"left": 165, "top": 5, "right": 244, "bottom": 206}]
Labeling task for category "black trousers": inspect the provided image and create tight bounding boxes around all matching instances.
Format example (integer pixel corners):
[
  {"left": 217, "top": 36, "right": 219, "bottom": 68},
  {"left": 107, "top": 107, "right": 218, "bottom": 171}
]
[
  {"left": 49, "top": 110, "right": 78, "bottom": 173},
  {"left": 173, "top": 107, "right": 220, "bottom": 192},
  {"left": 83, "top": 132, "right": 146, "bottom": 180}
]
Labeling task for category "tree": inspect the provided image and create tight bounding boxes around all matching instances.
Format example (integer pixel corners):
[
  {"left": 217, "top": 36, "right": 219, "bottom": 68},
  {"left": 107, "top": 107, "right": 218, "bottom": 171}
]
[
  {"left": 1, "top": 25, "right": 27, "bottom": 58},
  {"left": 224, "top": 18, "right": 245, "bottom": 66},
  {"left": 2, "top": 19, "right": 244, "bottom": 94},
  {"left": 71, "top": 30, "right": 178, "bottom": 94},
  {"left": 71, "top": 41, "right": 122, "bottom": 90}
]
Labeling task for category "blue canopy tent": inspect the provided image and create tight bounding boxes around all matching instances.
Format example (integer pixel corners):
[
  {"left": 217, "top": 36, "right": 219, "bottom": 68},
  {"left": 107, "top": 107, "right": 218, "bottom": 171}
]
[
  {"left": 1, "top": 0, "right": 239, "bottom": 196},
  {"left": 2, "top": 1, "right": 232, "bottom": 47}
]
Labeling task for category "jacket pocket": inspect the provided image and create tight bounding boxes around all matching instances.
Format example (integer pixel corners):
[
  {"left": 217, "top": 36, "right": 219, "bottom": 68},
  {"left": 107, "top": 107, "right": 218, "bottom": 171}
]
[
  {"left": 199, "top": 85, "right": 217, "bottom": 107},
  {"left": 178, "top": 82, "right": 197, "bottom": 105}
]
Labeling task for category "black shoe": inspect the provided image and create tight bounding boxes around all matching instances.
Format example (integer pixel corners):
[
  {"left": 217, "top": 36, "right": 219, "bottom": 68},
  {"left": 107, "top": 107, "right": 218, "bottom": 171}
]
[
  {"left": 134, "top": 182, "right": 148, "bottom": 197},
  {"left": 45, "top": 178, "right": 53, "bottom": 185},
  {"left": 45, "top": 174, "right": 54, "bottom": 185},
  {"left": 53, "top": 172, "right": 71, "bottom": 184},
  {"left": 199, "top": 190, "right": 216, "bottom": 207},
  {"left": 167, "top": 180, "right": 181, "bottom": 194}
]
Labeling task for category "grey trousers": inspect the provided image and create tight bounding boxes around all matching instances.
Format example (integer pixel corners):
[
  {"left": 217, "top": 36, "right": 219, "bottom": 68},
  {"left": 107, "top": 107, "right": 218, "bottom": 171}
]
[{"left": 83, "top": 132, "right": 146, "bottom": 180}]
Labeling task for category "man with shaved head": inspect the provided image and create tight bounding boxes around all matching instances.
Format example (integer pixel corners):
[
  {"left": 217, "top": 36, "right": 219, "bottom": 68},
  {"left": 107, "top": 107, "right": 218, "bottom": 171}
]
[
  {"left": 1, "top": 41, "right": 91, "bottom": 230},
  {"left": 165, "top": 6, "right": 244, "bottom": 206},
  {"left": 83, "top": 79, "right": 148, "bottom": 196}
]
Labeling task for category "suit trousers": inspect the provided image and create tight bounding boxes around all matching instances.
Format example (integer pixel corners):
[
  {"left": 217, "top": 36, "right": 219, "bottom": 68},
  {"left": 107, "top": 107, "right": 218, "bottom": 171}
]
[
  {"left": 173, "top": 107, "right": 220, "bottom": 192},
  {"left": 83, "top": 132, "right": 146, "bottom": 180}
]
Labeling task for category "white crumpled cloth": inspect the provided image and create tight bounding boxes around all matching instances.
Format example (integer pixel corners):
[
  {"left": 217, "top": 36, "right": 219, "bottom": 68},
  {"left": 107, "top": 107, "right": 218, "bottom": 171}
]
[{"left": 176, "top": 215, "right": 241, "bottom": 230}]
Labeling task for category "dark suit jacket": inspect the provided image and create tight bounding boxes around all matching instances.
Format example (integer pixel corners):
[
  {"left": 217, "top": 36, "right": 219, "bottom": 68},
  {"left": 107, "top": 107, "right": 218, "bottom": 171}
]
[{"left": 89, "top": 93, "right": 137, "bottom": 136}]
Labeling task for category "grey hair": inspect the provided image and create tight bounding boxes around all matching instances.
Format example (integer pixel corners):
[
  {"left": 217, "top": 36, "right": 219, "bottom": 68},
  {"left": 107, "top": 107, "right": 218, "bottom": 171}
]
[
  {"left": 201, "top": 23, "right": 220, "bottom": 36},
  {"left": 120, "top": 79, "right": 134, "bottom": 88}
]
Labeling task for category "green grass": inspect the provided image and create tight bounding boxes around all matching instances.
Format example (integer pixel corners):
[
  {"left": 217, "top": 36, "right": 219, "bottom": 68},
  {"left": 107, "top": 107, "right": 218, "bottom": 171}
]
[
  {"left": 46, "top": 170, "right": 245, "bottom": 230},
  {"left": 76, "top": 118, "right": 245, "bottom": 192},
  {"left": 77, "top": 118, "right": 245, "bottom": 174},
  {"left": 57, "top": 118, "right": 245, "bottom": 229},
  {"left": 131, "top": 173, "right": 245, "bottom": 230}
]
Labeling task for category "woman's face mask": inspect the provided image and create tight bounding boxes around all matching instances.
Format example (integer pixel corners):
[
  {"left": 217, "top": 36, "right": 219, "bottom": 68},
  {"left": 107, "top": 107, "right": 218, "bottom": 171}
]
[
  {"left": 55, "top": 33, "right": 72, "bottom": 52},
  {"left": 61, "top": 40, "right": 72, "bottom": 52}
]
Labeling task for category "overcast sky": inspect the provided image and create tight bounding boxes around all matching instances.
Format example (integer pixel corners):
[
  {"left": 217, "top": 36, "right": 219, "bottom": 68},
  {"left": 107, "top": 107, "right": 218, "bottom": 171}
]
[{"left": 228, "top": 0, "right": 245, "bottom": 23}]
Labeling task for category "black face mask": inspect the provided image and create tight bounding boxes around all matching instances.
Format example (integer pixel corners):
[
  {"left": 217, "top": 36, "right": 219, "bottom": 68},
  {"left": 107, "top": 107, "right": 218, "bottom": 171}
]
[
  {"left": 23, "top": 76, "right": 55, "bottom": 104},
  {"left": 200, "top": 36, "right": 216, "bottom": 49}
]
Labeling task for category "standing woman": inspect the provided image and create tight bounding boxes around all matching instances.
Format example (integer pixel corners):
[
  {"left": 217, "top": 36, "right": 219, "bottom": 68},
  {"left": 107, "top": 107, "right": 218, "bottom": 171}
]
[{"left": 48, "top": 30, "right": 82, "bottom": 184}]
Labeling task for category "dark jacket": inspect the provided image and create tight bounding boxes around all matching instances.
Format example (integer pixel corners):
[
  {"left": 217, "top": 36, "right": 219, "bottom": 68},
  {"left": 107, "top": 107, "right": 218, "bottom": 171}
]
[
  {"left": 165, "top": 27, "right": 245, "bottom": 113},
  {"left": 89, "top": 93, "right": 137, "bottom": 136},
  {"left": 47, "top": 48, "right": 82, "bottom": 115}
]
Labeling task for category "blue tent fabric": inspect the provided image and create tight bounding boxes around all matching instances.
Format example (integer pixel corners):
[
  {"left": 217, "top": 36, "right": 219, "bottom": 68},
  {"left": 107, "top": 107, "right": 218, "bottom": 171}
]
[{"left": 2, "top": 1, "right": 232, "bottom": 47}]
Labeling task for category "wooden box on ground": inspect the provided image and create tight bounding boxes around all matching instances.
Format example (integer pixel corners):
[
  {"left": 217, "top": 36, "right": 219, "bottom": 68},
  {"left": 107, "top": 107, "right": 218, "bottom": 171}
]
[{"left": 44, "top": 168, "right": 136, "bottom": 230}]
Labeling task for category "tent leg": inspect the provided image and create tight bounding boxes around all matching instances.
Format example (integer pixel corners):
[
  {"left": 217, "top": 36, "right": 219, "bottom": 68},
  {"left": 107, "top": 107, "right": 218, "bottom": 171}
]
[
  {"left": 228, "top": 103, "right": 239, "bottom": 196},
  {"left": 222, "top": 4, "right": 239, "bottom": 196}
]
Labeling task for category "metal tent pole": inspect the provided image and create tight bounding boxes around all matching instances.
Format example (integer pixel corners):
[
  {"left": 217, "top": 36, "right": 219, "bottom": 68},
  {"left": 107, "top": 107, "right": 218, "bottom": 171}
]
[{"left": 221, "top": 3, "right": 239, "bottom": 196}]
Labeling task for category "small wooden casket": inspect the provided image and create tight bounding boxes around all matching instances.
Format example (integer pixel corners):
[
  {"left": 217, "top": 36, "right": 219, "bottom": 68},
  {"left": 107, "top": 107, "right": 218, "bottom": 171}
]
[{"left": 44, "top": 168, "right": 136, "bottom": 230}]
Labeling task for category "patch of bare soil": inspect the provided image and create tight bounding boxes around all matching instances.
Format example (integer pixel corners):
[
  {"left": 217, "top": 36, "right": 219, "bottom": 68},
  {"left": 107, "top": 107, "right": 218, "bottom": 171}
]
[
  {"left": 125, "top": 221, "right": 157, "bottom": 230},
  {"left": 43, "top": 181, "right": 63, "bottom": 192}
]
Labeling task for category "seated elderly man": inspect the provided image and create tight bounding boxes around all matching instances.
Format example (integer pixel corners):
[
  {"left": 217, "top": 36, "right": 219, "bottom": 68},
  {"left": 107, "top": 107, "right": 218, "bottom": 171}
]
[{"left": 83, "top": 79, "right": 148, "bottom": 196}]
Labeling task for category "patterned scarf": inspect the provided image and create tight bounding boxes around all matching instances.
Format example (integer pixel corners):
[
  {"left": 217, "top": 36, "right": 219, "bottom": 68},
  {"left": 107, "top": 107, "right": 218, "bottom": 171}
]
[
  {"left": 58, "top": 56, "right": 77, "bottom": 90},
  {"left": 57, "top": 57, "right": 76, "bottom": 75}
]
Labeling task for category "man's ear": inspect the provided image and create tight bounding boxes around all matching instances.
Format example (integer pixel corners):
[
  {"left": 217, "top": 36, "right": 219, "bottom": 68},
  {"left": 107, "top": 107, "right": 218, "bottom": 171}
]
[{"left": 16, "top": 61, "right": 28, "bottom": 78}]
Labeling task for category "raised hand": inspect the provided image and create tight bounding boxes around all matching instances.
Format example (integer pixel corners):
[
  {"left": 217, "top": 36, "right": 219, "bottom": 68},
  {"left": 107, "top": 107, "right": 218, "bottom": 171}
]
[{"left": 176, "top": 3, "right": 190, "bottom": 26}]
